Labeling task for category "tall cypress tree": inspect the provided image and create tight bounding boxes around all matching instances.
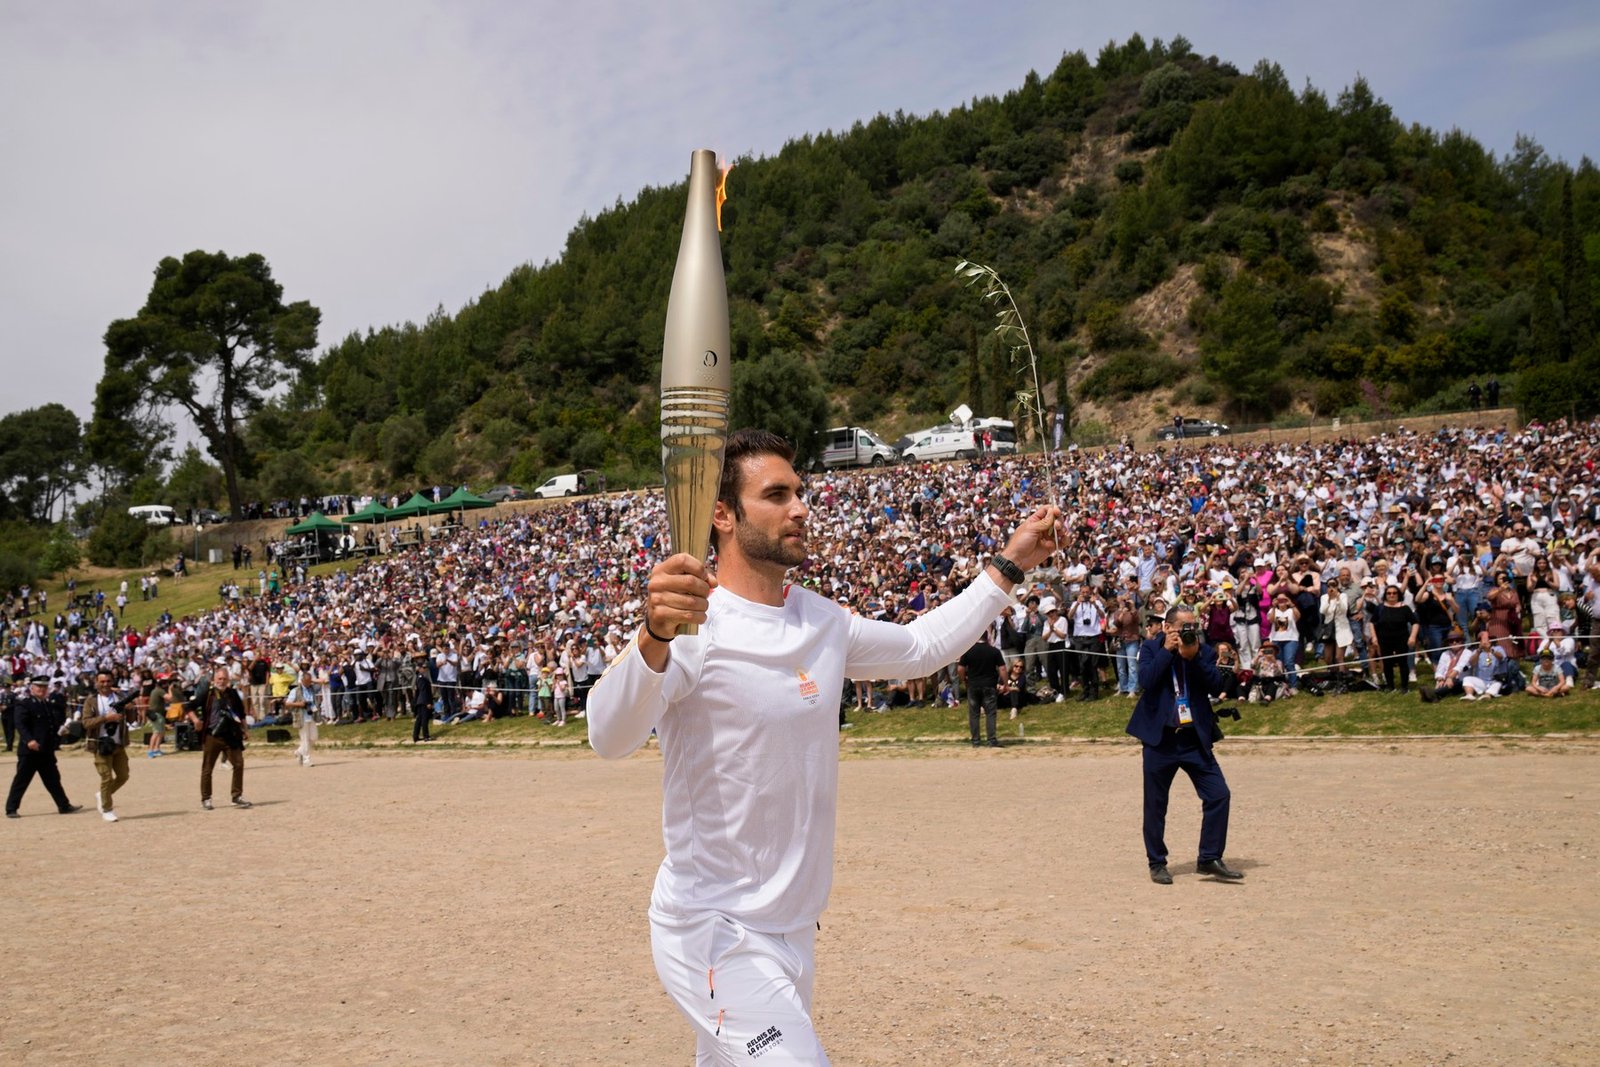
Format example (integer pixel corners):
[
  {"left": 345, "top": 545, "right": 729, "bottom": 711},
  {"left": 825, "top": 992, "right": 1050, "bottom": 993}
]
[{"left": 1561, "top": 175, "right": 1595, "bottom": 358}]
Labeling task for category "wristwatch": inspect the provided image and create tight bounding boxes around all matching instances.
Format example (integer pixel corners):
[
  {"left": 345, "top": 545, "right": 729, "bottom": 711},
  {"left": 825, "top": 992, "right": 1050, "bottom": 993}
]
[{"left": 991, "top": 553, "right": 1026, "bottom": 584}]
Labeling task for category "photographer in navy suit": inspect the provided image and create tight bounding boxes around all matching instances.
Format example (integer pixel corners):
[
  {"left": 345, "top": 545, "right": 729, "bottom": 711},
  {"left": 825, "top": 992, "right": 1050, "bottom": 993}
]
[{"left": 1126, "top": 605, "right": 1244, "bottom": 885}]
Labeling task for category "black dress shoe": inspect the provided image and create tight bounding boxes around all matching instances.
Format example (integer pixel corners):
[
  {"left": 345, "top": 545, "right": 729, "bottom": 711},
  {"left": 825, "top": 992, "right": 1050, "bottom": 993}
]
[
  {"left": 1150, "top": 865, "right": 1172, "bottom": 885},
  {"left": 59, "top": 805, "right": 83, "bottom": 815},
  {"left": 988, "top": 739, "right": 1001, "bottom": 748},
  {"left": 1197, "top": 859, "right": 1245, "bottom": 880},
  {"left": 5, "top": 811, "right": 18, "bottom": 819}
]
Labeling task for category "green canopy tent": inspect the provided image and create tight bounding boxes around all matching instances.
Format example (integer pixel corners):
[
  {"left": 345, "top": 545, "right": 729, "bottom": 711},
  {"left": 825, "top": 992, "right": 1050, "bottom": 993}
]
[
  {"left": 385, "top": 492, "right": 437, "bottom": 520},
  {"left": 284, "top": 511, "right": 345, "bottom": 535},
  {"left": 283, "top": 511, "right": 346, "bottom": 563},
  {"left": 434, "top": 487, "right": 495, "bottom": 513},
  {"left": 342, "top": 500, "right": 391, "bottom": 524},
  {"left": 339, "top": 499, "right": 392, "bottom": 558}
]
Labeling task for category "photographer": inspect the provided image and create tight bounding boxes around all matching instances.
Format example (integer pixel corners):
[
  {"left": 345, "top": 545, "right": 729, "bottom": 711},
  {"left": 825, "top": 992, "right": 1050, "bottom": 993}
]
[
  {"left": 1125, "top": 605, "right": 1243, "bottom": 885},
  {"left": 81, "top": 670, "right": 131, "bottom": 823},
  {"left": 1069, "top": 587, "right": 1106, "bottom": 702},
  {"left": 284, "top": 664, "right": 317, "bottom": 767},
  {"left": 186, "top": 666, "right": 252, "bottom": 810},
  {"left": 482, "top": 680, "right": 512, "bottom": 720}
]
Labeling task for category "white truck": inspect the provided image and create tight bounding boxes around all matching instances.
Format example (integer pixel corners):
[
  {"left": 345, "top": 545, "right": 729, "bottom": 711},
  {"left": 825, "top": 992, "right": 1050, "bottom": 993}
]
[
  {"left": 812, "top": 426, "right": 899, "bottom": 471},
  {"left": 899, "top": 405, "right": 1017, "bottom": 464}
]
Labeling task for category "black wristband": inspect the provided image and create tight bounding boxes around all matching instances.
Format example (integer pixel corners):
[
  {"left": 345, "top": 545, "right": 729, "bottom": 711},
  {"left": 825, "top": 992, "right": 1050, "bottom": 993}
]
[
  {"left": 991, "top": 553, "right": 1026, "bottom": 584},
  {"left": 643, "top": 619, "right": 676, "bottom": 644}
]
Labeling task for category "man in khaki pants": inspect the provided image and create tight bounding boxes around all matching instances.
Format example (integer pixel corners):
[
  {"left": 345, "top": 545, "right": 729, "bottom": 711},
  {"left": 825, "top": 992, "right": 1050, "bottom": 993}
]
[
  {"left": 81, "top": 671, "right": 130, "bottom": 823},
  {"left": 186, "top": 666, "right": 252, "bottom": 810}
]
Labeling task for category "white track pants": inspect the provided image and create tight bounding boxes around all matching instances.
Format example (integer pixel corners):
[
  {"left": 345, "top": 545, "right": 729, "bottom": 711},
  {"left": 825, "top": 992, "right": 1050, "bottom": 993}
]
[{"left": 651, "top": 914, "right": 830, "bottom": 1066}]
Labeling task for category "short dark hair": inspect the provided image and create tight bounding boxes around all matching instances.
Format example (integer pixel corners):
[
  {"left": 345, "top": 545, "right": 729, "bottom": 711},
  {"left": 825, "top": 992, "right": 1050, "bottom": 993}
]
[
  {"left": 1164, "top": 604, "right": 1192, "bottom": 624},
  {"left": 712, "top": 429, "right": 796, "bottom": 547}
]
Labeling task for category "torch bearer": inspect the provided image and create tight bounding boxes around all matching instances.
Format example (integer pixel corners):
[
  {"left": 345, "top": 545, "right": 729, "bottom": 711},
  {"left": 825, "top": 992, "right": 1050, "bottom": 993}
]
[{"left": 660, "top": 149, "right": 732, "bottom": 635}]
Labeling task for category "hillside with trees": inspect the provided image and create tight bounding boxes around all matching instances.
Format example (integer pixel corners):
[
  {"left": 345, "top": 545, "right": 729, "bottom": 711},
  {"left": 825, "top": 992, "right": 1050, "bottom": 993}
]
[{"left": 38, "top": 33, "right": 1600, "bottom": 539}]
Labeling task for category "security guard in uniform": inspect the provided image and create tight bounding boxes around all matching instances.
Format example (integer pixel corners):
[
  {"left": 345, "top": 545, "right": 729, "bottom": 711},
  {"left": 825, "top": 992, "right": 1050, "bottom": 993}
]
[{"left": 6, "top": 675, "right": 83, "bottom": 818}]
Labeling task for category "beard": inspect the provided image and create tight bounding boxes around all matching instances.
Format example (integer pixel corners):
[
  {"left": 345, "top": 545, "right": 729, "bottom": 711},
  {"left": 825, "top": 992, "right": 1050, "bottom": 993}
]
[{"left": 734, "top": 521, "right": 808, "bottom": 570}]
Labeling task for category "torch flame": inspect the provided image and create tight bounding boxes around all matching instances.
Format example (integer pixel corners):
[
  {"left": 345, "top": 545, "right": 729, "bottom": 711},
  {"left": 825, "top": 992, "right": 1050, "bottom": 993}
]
[{"left": 716, "top": 158, "right": 734, "bottom": 231}]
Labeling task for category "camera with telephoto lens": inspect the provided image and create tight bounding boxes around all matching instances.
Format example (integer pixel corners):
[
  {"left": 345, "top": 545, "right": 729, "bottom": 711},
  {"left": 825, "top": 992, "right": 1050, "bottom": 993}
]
[{"left": 1178, "top": 623, "right": 1200, "bottom": 646}]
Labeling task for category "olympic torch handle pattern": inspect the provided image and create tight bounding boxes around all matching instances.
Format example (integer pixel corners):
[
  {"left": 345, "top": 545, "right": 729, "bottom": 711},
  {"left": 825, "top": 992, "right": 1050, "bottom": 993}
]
[{"left": 660, "top": 148, "right": 733, "bottom": 636}]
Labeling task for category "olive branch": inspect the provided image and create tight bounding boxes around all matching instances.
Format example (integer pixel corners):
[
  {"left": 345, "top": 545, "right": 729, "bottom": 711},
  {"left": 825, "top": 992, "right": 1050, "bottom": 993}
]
[{"left": 955, "top": 258, "right": 1061, "bottom": 510}]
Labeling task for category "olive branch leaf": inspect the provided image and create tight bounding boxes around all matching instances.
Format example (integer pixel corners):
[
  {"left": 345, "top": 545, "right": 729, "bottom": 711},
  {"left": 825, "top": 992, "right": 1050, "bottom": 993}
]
[{"left": 955, "top": 259, "right": 1061, "bottom": 514}]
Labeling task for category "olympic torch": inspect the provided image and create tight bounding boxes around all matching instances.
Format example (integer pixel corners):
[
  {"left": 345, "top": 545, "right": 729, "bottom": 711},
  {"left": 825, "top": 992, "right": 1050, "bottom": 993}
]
[{"left": 660, "top": 149, "right": 732, "bottom": 635}]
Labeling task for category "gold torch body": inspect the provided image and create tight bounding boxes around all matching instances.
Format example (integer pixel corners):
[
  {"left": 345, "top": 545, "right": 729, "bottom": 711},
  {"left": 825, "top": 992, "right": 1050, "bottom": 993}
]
[{"left": 660, "top": 149, "right": 732, "bottom": 635}]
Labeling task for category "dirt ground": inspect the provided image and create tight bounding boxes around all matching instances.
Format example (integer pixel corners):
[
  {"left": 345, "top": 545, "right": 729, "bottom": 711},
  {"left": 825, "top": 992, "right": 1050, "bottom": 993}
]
[{"left": 4, "top": 738, "right": 1596, "bottom": 1066}]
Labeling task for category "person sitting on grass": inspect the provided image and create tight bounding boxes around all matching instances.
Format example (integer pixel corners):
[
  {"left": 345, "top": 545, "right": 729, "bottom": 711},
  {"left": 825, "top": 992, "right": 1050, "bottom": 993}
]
[
  {"left": 998, "top": 658, "right": 1035, "bottom": 719},
  {"left": 1459, "top": 630, "right": 1508, "bottom": 701},
  {"left": 1247, "top": 642, "right": 1288, "bottom": 703},
  {"left": 481, "top": 681, "right": 511, "bottom": 720},
  {"left": 445, "top": 687, "right": 487, "bottom": 725},
  {"left": 1213, "top": 641, "right": 1243, "bottom": 699},
  {"left": 1526, "top": 650, "right": 1570, "bottom": 698},
  {"left": 1537, "top": 624, "right": 1578, "bottom": 683},
  {"left": 1420, "top": 634, "right": 1471, "bottom": 703}
]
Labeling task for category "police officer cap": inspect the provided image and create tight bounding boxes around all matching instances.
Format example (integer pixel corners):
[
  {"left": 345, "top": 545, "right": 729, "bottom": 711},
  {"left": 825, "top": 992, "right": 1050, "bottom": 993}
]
[{"left": 29, "top": 674, "right": 51, "bottom": 685}]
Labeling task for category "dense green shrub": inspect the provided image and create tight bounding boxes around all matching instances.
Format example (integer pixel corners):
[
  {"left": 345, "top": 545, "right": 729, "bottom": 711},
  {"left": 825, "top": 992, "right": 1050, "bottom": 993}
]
[
  {"left": 1079, "top": 351, "right": 1181, "bottom": 401},
  {"left": 87, "top": 509, "right": 169, "bottom": 569}
]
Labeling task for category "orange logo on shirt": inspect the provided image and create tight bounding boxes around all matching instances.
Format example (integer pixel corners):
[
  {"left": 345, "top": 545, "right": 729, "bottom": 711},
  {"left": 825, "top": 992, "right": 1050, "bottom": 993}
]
[{"left": 796, "top": 668, "right": 820, "bottom": 704}]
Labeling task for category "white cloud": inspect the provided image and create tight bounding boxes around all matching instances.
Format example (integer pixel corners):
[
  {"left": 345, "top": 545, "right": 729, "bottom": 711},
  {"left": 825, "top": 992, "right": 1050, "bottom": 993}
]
[{"left": 1, "top": 0, "right": 1596, "bottom": 432}]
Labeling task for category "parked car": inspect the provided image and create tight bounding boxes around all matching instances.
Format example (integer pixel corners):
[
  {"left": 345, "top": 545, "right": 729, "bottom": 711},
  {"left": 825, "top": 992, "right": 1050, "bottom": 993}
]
[
  {"left": 194, "top": 508, "right": 228, "bottom": 525},
  {"left": 128, "top": 504, "right": 178, "bottom": 526},
  {"left": 1154, "top": 417, "right": 1230, "bottom": 440},
  {"left": 480, "top": 484, "right": 527, "bottom": 503}
]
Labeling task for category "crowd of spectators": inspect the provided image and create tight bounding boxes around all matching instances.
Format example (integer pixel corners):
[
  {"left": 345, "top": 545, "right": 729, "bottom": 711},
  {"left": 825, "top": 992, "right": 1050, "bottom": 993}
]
[{"left": 4, "top": 417, "right": 1600, "bottom": 732}]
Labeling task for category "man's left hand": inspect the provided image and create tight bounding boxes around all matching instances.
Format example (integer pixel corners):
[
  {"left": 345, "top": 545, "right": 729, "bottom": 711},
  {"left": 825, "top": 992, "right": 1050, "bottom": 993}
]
[{"left": 998, "top": 506, "right": 1065, "bottom": 572}]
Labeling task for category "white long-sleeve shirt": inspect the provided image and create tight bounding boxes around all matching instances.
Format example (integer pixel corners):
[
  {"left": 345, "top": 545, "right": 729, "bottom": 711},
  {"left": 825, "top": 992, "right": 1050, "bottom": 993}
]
[{"left": 588, "top": 572, "right": 1012, "bottom": 933}]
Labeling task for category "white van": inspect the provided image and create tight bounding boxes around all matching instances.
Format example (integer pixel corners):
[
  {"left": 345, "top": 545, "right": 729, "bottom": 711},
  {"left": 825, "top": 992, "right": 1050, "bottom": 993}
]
[
  {"left": 899, "top": 426, "right": 981, "bottom": 464},
  {"left": 813, "top": 426, "right": 899, "bottom": 471},
  {"left": 128, "top": 504, "right": 177, "bottom": 526},
  {"left": 532, "top": 472, "right": 591, "bottom": 499},
  {"left": 970, "top": 417, "right": 1018, "bottom": 454}
]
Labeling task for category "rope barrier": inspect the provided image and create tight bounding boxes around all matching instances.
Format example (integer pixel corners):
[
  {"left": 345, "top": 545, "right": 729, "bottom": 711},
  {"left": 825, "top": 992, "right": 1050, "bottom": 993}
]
[{"left": 994, "top": 636, "right": 1555, "bottom": 676}]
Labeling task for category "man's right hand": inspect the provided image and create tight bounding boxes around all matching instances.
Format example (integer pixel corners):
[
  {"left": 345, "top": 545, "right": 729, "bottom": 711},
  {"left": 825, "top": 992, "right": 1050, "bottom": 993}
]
[
  {"left": 1163, "top": 629, "right": 1182, "bottom": 654},
  {"left": 640, "top": 554, "right": 719, "bottom": 663}
]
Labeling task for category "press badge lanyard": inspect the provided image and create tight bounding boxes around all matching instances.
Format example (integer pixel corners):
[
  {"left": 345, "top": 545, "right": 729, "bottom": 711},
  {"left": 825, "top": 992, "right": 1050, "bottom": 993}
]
[{"left": 1173, "top": 664, "right": 1193, "bottom": 726}]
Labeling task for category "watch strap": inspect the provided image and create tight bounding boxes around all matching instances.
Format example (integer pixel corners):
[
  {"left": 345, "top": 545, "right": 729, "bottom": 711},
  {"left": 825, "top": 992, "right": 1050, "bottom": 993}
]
[{"left": 991, "top": 553, "right": 1026, "bottom": 584}]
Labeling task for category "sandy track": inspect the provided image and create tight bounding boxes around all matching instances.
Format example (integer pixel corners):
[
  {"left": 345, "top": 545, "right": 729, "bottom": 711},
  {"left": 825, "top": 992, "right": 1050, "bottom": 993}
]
[{"left": 4, "top": 740, "right": 1595, "bottom": 1065}]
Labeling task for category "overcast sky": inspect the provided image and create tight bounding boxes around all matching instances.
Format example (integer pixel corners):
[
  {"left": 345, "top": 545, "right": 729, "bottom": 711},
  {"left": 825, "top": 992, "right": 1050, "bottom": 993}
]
[{"left": 2, "top": 0, "right": 1596, "bottom": 430}]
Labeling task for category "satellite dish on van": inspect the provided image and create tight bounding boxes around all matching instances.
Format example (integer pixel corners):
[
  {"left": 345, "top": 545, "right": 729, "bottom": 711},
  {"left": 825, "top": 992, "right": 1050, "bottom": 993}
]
[{"left": 949, "top": 403, "right": 973, "bottom": 427}]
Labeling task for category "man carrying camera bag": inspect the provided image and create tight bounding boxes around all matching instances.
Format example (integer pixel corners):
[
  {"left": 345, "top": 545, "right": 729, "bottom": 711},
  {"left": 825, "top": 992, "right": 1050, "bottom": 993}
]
[
  {"left": 81, "top": 671, "right": 131, "bottom": 823},
  {"left": 186, "top": 666, "right": 252, "bottom": 810},
  {"left": 1126, "top": 606, "right": 1244, "bottom": 885}
]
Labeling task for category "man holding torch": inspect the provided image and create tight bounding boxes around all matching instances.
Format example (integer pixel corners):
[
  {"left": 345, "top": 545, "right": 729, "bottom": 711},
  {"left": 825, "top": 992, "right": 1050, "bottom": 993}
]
[{"left": 589, "top": 427, "right": 1061, "bottom": 1064}]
